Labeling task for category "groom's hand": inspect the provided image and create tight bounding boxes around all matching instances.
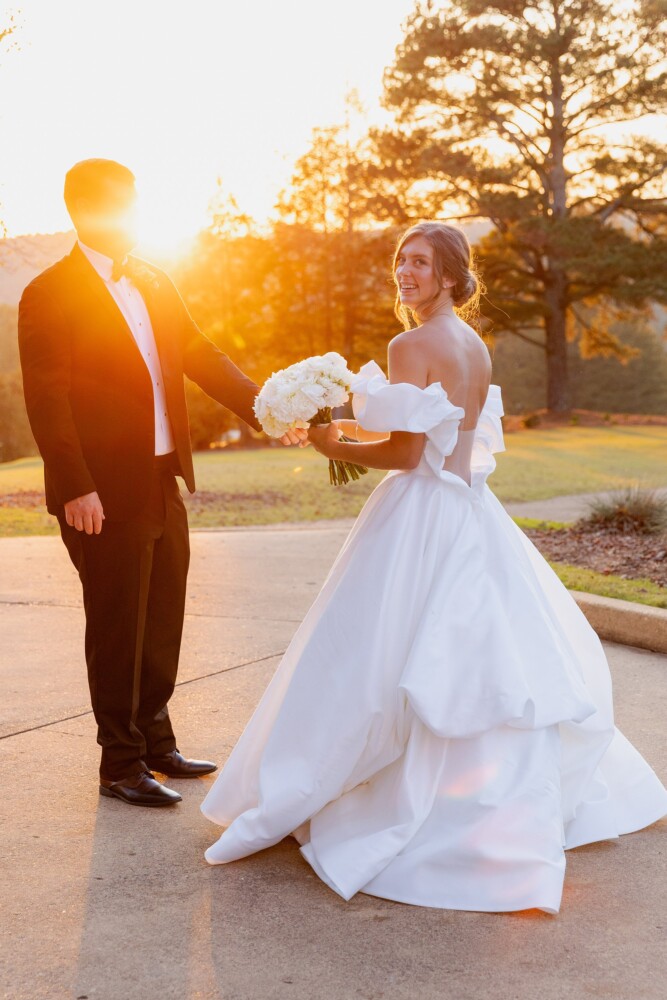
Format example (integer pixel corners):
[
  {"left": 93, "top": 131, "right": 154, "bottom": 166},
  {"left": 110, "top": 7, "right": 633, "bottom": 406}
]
[
  {"left": 280, "top": 428, "right": 309, "bottom": 446},
  {"left": 64, "top": 491, "right": 105, "bottom": 535}
]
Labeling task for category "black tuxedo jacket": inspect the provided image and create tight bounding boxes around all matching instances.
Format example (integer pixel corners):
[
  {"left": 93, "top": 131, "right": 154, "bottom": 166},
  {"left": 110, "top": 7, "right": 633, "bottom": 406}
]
[{"left": 18, "top": 243, "right": 262, "bottom": 519}]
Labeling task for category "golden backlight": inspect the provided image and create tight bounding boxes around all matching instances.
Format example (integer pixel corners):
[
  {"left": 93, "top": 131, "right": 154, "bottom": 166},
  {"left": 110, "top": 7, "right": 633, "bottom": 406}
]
[{"left": 1, "top": 0, "right": 415, "bottom": 256}]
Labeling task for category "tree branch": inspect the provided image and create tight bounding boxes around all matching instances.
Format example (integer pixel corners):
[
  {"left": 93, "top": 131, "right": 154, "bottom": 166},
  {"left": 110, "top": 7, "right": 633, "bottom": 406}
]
[{"left": 596, "top": 162, "right": 667, "bottom": 222}]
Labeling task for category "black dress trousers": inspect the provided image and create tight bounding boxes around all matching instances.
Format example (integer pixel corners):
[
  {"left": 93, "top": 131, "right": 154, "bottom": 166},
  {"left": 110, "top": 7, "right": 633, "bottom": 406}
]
[{"left": 57, "top": 452, "right": 190, "bottom": 780}]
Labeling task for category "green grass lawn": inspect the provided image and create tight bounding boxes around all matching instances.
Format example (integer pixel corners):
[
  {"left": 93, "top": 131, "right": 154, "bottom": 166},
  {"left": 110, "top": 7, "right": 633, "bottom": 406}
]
[
  {"left": 0, "top": 448, "right": 385, "bottom": 536},
  {"left": 2, "top": 424, "right": 667, "bottom": 531},
  {"left": 490, "top": 425, "right": 667, "bottom": 502},
  {"left": 0, "top": 456, "right": 47, "bottom": 494},
  {"left": 549, "top": 562, "right": 667, "bottom": 609},
  {"left": 183, "top": 446, "right": 385, "bottom": 526}
]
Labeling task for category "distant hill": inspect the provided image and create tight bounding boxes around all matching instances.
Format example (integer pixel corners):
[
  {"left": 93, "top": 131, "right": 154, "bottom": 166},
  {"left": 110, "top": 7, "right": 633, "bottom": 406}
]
[{"left": 0, "top": 232, "right": 77, "bottom": 306}]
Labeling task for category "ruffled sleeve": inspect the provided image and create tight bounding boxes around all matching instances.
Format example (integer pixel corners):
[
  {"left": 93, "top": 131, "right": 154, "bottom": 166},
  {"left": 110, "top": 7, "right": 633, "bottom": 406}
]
[
  {"left": 350, "top": 360, "right": 465, "bottom": 475},
  {"left": 470, "top": 384, "right": 505, "bottom": 488}
]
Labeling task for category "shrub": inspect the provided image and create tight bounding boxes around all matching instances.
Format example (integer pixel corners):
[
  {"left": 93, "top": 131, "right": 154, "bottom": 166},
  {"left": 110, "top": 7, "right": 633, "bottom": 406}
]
[
  {"left": 523, "top": 413, "right": 541, "bottom": 428},
  {"left": 578, "top": 487, "right": 667, "bottom": 535}
]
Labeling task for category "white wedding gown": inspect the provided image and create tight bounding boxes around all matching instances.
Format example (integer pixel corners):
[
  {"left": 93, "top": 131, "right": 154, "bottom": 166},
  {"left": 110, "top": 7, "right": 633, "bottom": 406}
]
[{"left": 200, "top": 360, "right": 667, "bottom": 914}]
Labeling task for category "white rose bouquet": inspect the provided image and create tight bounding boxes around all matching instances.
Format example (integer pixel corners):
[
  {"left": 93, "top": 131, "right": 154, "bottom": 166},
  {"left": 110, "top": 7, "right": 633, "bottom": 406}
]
[{"left": 253, "top": 352, "right": 369, "bottom": 486}]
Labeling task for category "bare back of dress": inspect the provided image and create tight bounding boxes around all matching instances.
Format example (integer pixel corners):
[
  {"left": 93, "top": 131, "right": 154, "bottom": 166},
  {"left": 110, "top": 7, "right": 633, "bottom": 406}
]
[{"left": 421, "top": 324, "right": 491, "bottom": 486}]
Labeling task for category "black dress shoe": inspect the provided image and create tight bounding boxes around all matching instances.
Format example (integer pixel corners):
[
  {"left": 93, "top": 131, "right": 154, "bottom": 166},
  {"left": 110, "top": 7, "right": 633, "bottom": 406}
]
[
  {"left": 99, "top": 770, "right": 182, "bottom": 807},
  {"left": 143, "top": 748, "right": 218, "bottom": 778}
]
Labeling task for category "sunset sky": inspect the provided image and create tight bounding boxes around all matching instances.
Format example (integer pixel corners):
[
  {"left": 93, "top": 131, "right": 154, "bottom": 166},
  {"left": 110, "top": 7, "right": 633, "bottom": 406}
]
[{"left": 0, "top": 0, "right": 415, "bottom": 255}]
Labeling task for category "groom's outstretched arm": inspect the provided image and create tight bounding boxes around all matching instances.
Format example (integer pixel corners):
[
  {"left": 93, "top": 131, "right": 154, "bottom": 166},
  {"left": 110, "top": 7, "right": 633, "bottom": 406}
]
[{"left": 163, "top": 274, "right": 262, "bottom": 432}]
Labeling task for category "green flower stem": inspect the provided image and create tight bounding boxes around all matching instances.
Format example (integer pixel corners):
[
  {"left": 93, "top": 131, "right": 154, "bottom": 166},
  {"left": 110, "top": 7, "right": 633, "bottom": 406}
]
[{"left": 310, "top": 408, "right": 369, "bottom": 488}]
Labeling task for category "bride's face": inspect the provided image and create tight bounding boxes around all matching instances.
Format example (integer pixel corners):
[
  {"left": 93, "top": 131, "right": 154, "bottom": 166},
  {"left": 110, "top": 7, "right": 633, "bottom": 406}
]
[
  {"left": 395, "top": 235, "right": 453, "bottom": 314},
  {"left": 395, "top": 235, "right": 436, "bottom": 308}
]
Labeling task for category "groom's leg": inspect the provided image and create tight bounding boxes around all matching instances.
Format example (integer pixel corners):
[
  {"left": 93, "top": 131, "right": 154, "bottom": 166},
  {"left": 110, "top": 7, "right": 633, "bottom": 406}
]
[
  {"left": 57, "top": 512, "right": 157, "bottom": 780},
  {"left": 135, "top": 467, "right": 190, "bottom": 756}
]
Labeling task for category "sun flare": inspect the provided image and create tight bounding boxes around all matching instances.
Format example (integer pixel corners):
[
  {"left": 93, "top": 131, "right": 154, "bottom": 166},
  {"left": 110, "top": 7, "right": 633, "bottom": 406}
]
[{"left": 0, "top": 0, "right": 415, "bottom": 254}]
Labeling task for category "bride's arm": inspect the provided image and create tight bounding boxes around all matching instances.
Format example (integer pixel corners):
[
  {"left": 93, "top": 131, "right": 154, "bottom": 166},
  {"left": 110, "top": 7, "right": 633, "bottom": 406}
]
[
  {"left": 309, "top": 425, "right": 423, "bottom": 471},
  {"left": 335, "top": 419, "right": 389, "bottom": 443},
  {"left": 308, "top": 339, "right": 426, "bottom": 471}
]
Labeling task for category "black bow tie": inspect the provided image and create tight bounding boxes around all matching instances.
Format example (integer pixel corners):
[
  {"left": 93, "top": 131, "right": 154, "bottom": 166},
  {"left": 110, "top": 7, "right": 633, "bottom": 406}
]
[
  {"left": 111, "top": 256, "right": 132, "bottom": 282},
  {"left": 109, "top": 256, "right": 159, "bottom": 292}
]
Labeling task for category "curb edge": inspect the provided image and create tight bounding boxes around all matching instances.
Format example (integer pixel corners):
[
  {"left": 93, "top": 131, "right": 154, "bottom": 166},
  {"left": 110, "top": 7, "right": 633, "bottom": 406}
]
[{"left": 572, "top": 590, "right": 667, "bottom": 655}]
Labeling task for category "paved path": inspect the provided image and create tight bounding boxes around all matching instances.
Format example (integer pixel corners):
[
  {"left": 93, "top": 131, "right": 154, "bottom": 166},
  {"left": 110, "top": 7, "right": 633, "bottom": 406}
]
[{"left": 1, "top": 527, "right": 666, "bottom": 1000}]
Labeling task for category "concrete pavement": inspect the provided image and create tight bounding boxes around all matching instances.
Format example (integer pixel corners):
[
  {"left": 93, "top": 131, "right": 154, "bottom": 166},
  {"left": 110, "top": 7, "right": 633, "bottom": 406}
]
[{"left": 1, "top": 525, "right": 667, "bottom": 1000}]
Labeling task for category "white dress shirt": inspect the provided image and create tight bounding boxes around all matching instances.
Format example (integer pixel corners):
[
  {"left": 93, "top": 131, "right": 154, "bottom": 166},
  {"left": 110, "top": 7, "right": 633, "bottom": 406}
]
[{"left": 78, "top": 240, "right": 176, "bottom": 455}]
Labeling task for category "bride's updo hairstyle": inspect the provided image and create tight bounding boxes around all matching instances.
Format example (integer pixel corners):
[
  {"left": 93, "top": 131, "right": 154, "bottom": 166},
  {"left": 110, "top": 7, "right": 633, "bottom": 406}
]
[{"left": 392, "top": 221, "right": 482, "bottom": 331}]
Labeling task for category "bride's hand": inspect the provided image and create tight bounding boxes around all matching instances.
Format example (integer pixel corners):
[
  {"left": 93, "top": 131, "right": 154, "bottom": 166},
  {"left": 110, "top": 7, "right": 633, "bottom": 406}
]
[{"left": 307, "top": 421, "right": 342, "bottom": 457}]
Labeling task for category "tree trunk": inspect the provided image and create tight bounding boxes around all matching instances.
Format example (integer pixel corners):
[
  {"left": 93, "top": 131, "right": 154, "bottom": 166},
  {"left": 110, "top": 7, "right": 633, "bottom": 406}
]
[
  {"left": 323, "top": 249, "right": 333, "bottom": 352},
  {"left": 544, "top": 268, "right": 570, "bottom": 412},
  {"left": 342, "top": 233, "right": 356, "bottom": 361},
  {"left": 544, "top": 22, "right": 570, "bottom": 414}
]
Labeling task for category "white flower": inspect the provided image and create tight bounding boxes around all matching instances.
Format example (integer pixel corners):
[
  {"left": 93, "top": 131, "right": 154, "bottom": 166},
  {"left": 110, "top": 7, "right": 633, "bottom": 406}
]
[{"left": 253, "top": 352, "right": 355, "bottom": 437}]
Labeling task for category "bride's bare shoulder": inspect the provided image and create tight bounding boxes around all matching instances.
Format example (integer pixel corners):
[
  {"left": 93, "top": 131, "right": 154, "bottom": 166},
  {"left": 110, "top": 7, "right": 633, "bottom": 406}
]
[
  {"left": 386, "top": 329, "right": 429, "bottom": 385},
  {"left": 386, "top": 322, "right": 490, "bottom": 387}
]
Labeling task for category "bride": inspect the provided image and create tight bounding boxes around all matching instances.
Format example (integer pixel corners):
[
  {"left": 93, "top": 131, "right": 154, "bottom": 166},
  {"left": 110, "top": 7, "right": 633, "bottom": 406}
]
[{"left": 200, "top": 220, "right": 667, "bottom": 914}]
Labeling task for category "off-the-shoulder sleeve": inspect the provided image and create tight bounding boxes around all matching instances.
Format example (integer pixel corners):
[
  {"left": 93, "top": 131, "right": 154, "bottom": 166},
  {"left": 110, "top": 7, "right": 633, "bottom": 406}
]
[{"left": 350, "top": 360, "right": 465, "bottom": 473}]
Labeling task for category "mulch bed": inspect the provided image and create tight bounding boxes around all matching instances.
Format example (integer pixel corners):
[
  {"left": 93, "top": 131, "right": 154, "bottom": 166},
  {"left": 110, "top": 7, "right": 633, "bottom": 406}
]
[
  {"left": 0, "top": 489, "right": 291, "bottom": 517},
  {"left": 524, "top": 525, "right": 667, "bottom": 588},
  {"left": 183, "top": 489, "right": 290, "bottom": 514},
  {"left": 0, "top": 490, "right": 47, "bottom": 510}
]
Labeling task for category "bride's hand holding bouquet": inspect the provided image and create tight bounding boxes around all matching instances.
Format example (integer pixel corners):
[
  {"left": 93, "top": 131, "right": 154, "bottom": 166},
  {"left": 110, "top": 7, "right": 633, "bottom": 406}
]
[
  {"left": 307, "top": 420, "right": 344, "bottom": 457},
  {"left": 253, "top": 352, "right": 368, "bottom": 487}
]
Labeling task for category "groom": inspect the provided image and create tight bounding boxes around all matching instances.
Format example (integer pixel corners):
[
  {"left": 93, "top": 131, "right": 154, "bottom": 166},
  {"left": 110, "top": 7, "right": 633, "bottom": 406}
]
[{"left": 18, "top": 158, "right": 304, "bottom": 807}]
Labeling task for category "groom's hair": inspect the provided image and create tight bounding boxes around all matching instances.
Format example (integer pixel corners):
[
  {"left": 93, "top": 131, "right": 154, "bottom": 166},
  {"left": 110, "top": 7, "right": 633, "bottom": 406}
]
[{"left": 64, "top": 159, "right": 136, "bottom": 217}]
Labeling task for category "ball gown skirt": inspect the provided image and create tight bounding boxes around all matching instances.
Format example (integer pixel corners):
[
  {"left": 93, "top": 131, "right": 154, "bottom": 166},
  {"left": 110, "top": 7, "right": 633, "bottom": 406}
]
[{"left": 200, "top": 361, "right": 667, "bottom": 914}]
